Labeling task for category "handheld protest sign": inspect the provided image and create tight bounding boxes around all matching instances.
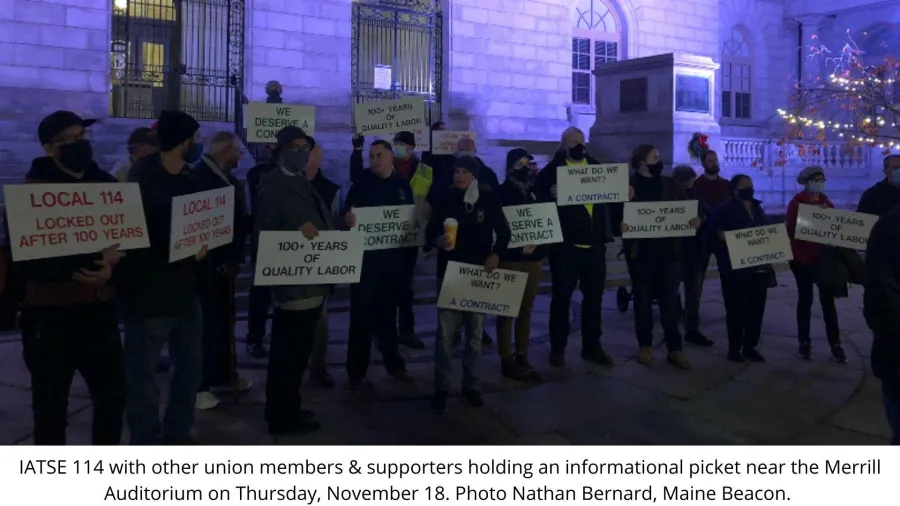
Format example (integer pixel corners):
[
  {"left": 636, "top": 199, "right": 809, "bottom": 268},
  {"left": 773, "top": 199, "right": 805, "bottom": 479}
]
[
  {"left": 254, "top": 230, "right": 364, "bottom": 285},
  {"left": 623, "top": 200, "right": 699, "bottom": 239},
  {"left": 725, "top": 223, "right": 793, "bottom": 270},
  {"left": 169, "top": 187, "right": 235, "bottom": 263},
  {"left": 245, "top": 103, "right": 316, "bottom": 141},
  {"left": 352, "top": 205, "right": 424, "bottom": 250},
  {"left": 437, "top": 261, "right": 529, "bottom": 317},
  {"left": 556, "top": 163, "right": 629, "bottom": 205},
  {"left": 432, "top": 131, "right": 476, "bottom": 155},
  {"left": 503, "top": 203, "right": 563, "bottom": 247},
  {"left": 353, "top": 97, "right": 426, "bottom": 136},
  {"left": 4, "top": 183, "right": 149, "bottom": 262},
  {"left": 795, "top": 205, "right": 877, "bottom": 250}
]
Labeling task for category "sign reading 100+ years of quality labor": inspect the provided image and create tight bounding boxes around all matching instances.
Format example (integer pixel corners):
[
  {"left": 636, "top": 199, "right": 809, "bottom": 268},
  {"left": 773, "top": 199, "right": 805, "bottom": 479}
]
[
  {"left": 245, "top": 103, "right": 316, "bottom": 142},
  {"left": 795, "top": 204, "right": 878, "bottom": 250},
  {"left": 503, "top": 202, "right": 563, "bottom": 247},
  {"left": 556, "top": 163, "right": 630, "bottom": 205},
  {"left": 437, "top": 261, "right": 529, "bottom": 318},
  {"left": 3, "top": 183, "right": 149, "bottom": 262},
  {"left": 623, "top": 200, "right": 699, "bottom": 239},
  {"left": 169, "top": 187, "right": 235, "bottom": 263},
  {"left": 352, "top": 205, "right": 424, "bottom": 250},
  {"left": 353, "top": 97, "right": 426, "bottom": 136},
  {"left": 725, "top": 223, "right": 793, "bottom": 269},
  {"left": 253, "top": 230, "right": 364, "bottom": 285}
]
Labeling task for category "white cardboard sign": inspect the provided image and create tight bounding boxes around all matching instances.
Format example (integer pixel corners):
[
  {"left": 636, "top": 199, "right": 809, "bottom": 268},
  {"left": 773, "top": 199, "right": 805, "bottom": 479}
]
[
  {"left": 353, "top": 205, "right": 424, "bottom": 250},
  {"left": 169, "top": 187, "right": 235, "bottom": 262},
  {"left": 245, "top": 103, "right": 316, "bottom": 142},
  {"left": 556, "top": 163, "right": 630, "bottom": 205},
  {"left": 3, "top": 183, "right": 150, "bottom": 262},
  {"left": 374, "top": 65, "right": 392, "bottom": 90},
  {"left": 354, "top": 97, "right": 426, "bottom": 136},
  {"left": 503, "top": 203, "right": 563, "bottom": 248},
  {"left": 437, "top": 261, "right": 529, "bottom": 317},
  {"left": 725, "top": 223, "right": 793, "bottom": 270},
  {"left": 795, "top": 204, "right": 877, "bottom": 250},
  {"left": 623, "top": 200, "right": 699, "bottom": 239},
  {"left": 378, "top": 129, "right": 431, "bottom": 152},
  {"left": 253, "top": 230, "right": 364, "bottom": 285},
  {"left": 431, "top": 131, "right": 476, "bottom": 155}
]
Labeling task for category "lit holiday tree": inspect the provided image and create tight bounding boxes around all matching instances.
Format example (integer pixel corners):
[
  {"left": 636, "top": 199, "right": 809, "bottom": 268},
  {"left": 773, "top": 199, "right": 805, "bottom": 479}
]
[{"left": 769, "top": 31, "right": 899, "bottom": 168}]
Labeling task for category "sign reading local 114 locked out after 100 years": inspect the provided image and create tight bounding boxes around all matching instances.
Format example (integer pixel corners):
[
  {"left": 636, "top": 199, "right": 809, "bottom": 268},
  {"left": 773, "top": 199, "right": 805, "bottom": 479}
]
[
  {"left": 253, "top": 231, "right": 364, "bottom": 285},
  {"left": 245, "top": 103, "right": 316, "bottom": 142},
  {"left": 168, "top": 187, "right": 235, "bottom": 263},
  {"left": 556, "top": 163, "right": 630, "bottom": 205},
  {"left": 503, "top": 203, "right": 563, "bottom": 248},
  {"left": 795, "top": 204, "right": 878, "bottom": 250},
  {"left": 3, "top": 183, "right": 149, "bottom": 262},
  {"left": 725, "top": 223, "right": 793, "bottom": 270},
  {"left": 623, "top": 200, "right": 699, "bottom": 239},
  {"left": 353, "top": 97, "right": 426, "bottom": 136},
  {"left": 352, "top": 205, "right": 424, "bottom": 251},
  {"left": 437, "top": 261, "right": 529, "bottom": 318}
]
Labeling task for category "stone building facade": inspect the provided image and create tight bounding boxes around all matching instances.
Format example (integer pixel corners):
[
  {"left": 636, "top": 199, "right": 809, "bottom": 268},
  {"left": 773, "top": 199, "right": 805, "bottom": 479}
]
[{"left": 0, "top": 0, "right": 897, "bottom": 208}]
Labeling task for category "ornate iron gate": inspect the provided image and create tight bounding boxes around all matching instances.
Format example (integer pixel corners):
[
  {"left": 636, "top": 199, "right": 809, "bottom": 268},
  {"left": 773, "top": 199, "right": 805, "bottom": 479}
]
[
  {"left": 110, "top": 0, "right": 245, "bottom": 122},
  {"left": 352, "top": 0, "right": 443, "bottom": 128}
]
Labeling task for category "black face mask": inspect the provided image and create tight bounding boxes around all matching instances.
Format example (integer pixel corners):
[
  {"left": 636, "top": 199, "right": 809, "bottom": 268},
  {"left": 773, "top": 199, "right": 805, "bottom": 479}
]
[
  {"left": 57, "top": 139, "right": 94, "bottom": 173},
  {"left": 704, "top": 164, "right": 720, "bottom": 175},
  {"left": 568, "top": 144, "right": 585, "bottom": 160},
  {"left": 510, "top": 167, "right": 531, "bottom": 183},
  {"left": 267, "top": 91, "right": 282, "bottom": 103},
  {"left": 648, "top": 162, "right": 664, "bottom": 176},
  {"left": 737, "top": 188, "right": 755, "bottom": 201}
]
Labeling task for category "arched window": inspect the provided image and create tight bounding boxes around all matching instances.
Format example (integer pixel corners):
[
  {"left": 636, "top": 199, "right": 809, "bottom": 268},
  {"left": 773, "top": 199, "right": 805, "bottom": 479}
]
[
  {"left": 571, "top": 0, "right": 620, "bottom": 106},
  {"left": 721, "top": 27, "right": 752, "bottom": 119}
]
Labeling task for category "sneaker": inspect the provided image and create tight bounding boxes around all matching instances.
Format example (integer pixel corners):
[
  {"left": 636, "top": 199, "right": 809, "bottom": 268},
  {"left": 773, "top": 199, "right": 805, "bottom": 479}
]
[
  {"left": 310, "top": 368, "right": 335, "bottom": 388},
  {"left": 431, "top": 391, "right": 448, "bottom": 414},
  {"left": 246, "top": 342, "right": 268, "bottom": 359},
  {"left": 798, "top": 341, "right": 812, "bottom": 360},
  {"left": 195, "top": 391, "right": 220, "bottom": 410},
  {"left": 482, "top": 332, "right": 493, "bottom": 346},
  {"left": 213, "top": 377, "right": 254, "bottom": 393},
  {"left": 399, "top": 331, "right": 425, "bottom": 349},
  {"left": 667, "top": 351, "right": 692, "bottom": 370},
  {"left": 831, "top": 344, "right": 848, "bottom": 363},
  {"left": 685, "top": 331, "right": 714, "bottom": 347},
  {"left": 727, "top": 349, "right": 745, "bottom": 363},
  {"left": 387, "top": 368, "right": 415, "bottom": 383},
  {"left": 268, "top": 419, "right": 321, "bottom": 436},
  {"left": 636, "top": 346, "right": 653, "bottom": 365},
  {"left": 515, "top": 354, "right": 542, "bottom": 382},
  {"left": 742, "top": 348, "right": 765, "bottom": 362},
  {"left": 462, "top": 389, "right": 484, "bottom": 408},
  {"left": 581, "top": 347, "right": 614, "bottom": 366},
  {"left": 549, "top": 351, "right": 565, "bottom": 368}
]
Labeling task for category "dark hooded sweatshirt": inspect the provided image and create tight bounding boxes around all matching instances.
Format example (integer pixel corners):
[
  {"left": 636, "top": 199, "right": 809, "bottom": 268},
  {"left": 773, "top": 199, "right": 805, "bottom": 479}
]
[{"left": 18, "top": 157, "right": 116, "bottom": 307}]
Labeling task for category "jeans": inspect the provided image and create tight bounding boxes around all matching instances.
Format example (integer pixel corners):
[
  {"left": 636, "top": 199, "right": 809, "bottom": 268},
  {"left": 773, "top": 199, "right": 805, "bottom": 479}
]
[
  {"left": 199, "top": 269, "right": 237, "bottom": 391},
  {"left": 397, "top": 247, "right": 418, "bottom": 334},
  {"left": 347, "top": 273, "right": 405, "bottom": 382},
  {"left": 265, "top": 304, "right": 323, "bottom": 429},
  {"left": 720, "top": 270, "right": 769, "bottom": 352},
  {"left": 790, "top": 261, "right": 840, "bottom": 345},
  {"left": 495, "top": 260, "right": 542, "bottom": 358},
  {"left": 246, "top": 285, "right": 271, "bottom": 345},
  {"left": 885, "top": 393, "right": 900, "bottom": 445},
  {"left": 632, "top": 260, "right": 683, "bottom": 351},
  {"left": 435, "top": 309, "right": 484, "bottom": 392},
  {"left": 124, "top": 296, "right": 203, "bottom": 445},
  {"left": 548, "top": 244, "right": 607, "bottom": 353},
  {"left": 22, "top": 302, "right": 125, "bottom": 445},
  {"left": 681, "top": 258, "right": 706, "bottom": 334}
]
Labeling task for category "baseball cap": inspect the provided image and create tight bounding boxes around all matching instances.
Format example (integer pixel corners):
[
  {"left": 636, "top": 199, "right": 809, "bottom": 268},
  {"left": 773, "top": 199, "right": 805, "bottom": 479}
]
[
  {"left": 127, "top": 127, "right": 157, "bottom": 146},
  {"left": 38, "top": 110, "right": 96, "bottom": 145}
]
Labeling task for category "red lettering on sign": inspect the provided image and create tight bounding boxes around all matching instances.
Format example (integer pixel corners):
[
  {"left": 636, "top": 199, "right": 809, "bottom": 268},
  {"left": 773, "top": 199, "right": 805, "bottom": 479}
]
[
  {"left": 103, "top": 227, "right": 145, "bottom": 241},
  {"left": 19, "top": 232, "right": 68, "bottom": 248},
  {"left": 183, "top": 198, "right": 212, "bottom": 216},
  {"left": 29, "top": 191, "right": 95, "bottom": 208},
  {"left": 34, "top": 215, "right": 95, "bottom": 230}
]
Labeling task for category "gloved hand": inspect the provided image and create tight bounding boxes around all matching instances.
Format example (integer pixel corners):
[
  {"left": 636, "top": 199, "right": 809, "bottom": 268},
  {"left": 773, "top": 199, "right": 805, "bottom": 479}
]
[{"left": 352, "top": 133, "right": 364, "bottom": 149}]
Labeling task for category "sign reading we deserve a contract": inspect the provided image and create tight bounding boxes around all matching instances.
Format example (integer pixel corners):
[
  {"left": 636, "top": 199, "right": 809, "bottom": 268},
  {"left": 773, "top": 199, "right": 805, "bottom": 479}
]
[
  {"left": 623, "top": 200, "right": 699, "bottom": 239},
  {"left": 169, "top": 187, "right": 234, "bottom": 262},
  {"left": 353, "top": 205, "right": 424, "bottom": 250},
  {"left": 4, "top": 183, "right": 149, "bottom": 261},
  {"left": 556, "top": 163, "right": 629, "bottom": 205},
  {"left": 353, "top": 97, "right": 426, "bottom": 136},
  {"left": 254, "top": 231, "right": 364, "bottom": 285},
  {"left": 245, "top": 102, "right": 316, "bottom": 142},
  {"left": 796, "top": 204, "right": 878, "bottom": 250},
  {"left": 725, "top": 224, "right": 793, "bottom": 270},
  {"left": 431, "top": 131, "right": 476, "bottom": 155},
  {"left": 503, "top": 203, "right": 563, "bottom": 247},
  {"left": 437, "top": 261, "right": 529, "bottom": 318}
]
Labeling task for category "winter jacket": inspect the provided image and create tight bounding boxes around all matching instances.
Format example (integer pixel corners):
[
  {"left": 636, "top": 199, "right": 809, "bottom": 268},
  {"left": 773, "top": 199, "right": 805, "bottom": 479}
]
[
  {"left": 815, "top": 246, "right": 865, "bottom": 298},
  {"left": 623, "top": 173, "right": 688, "bottom": 263},
  {"left": 785, "top": 190, "right": 835, "bottom": 266},
  {"left": 498, "top": 178, "right": 547, "bottom": 263},
  {"left": 705, "top": 197, "right": 774, "bottom": 275},
  {"left": 191, "top": 156, "right": 250, "bottom": 268},
  {"left": 857, "top": 179, "right": 900, "bottom": 217},
  {"left": 863, "top": 204, "right": 900, "bottom": 402}
]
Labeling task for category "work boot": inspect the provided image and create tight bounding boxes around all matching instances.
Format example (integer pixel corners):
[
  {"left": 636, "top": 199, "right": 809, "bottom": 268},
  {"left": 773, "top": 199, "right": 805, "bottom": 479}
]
[
  {"left": 727, "top": 349, "right": 745, "bottom": 363},
  {"left": 742, "top": 348, "right": 765, "bottom": 362},
  {"left": 636, "top": 346, "right": 653, "bottom": 365},
  {"left": 399, "top": 331, "right": 425, "bottom": 349},
  {"left": 515, "top": 354, "right": 542, "bottom": 381},
  {"left": 831, "top": 344, "right": 848, "bottom": 363},
  {"left": 549, "top": 350, "right": 565, "bottom": 368},
  {"left": 501, "top": 357, "right": 530, "bottom": 381},
  {"left": 246, "top": 342, "right": 268, "bottom": 359},
  {"left": 462, "top": 389, "right": 484, "bottom": 408},
  {"left": 798, "top": 341, "right": 812, "bottom": 360},
  {"left": 666, "top": 351, "right": 692, "bottom": 370},
  {"left": 685, "top": 331, "right": 714, "bottom": 347},
  {"left": 581, "top": 347, "right": 613, "bottom": 366}
]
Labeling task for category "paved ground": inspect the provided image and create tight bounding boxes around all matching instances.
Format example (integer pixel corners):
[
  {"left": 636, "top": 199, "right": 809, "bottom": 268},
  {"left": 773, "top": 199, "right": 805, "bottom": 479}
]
[{"left": 0, "top": 271, "right": 891, "bottom": 445}]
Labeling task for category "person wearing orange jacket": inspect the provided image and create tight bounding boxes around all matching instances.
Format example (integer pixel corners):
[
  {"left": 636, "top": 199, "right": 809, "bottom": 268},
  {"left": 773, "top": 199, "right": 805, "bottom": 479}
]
[{"left": 785, "top": 165, "right": 845, "bottom": 363}]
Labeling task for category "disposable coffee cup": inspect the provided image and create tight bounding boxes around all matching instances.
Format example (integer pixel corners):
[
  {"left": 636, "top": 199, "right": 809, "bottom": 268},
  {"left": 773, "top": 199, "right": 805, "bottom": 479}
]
[{"left": 443, "top": 218, "right": 458, "bottom": 249}]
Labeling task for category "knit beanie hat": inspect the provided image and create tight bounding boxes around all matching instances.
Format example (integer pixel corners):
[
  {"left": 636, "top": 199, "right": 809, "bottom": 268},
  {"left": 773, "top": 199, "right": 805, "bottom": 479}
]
[
  {"left": 796, "top": 165, "right": 824, "bottom": 185},
  {"left": 454, "top": 155, "right": 481, "bottom": 179},
  {"left": 506, "top": 148, "right": 530, "bottom": 170},
  {"left": 156, "top": 111, "right": 200, "bottom": 151},
  {"left": 393, "top": 131, "right": 416, "bottom": 147}
]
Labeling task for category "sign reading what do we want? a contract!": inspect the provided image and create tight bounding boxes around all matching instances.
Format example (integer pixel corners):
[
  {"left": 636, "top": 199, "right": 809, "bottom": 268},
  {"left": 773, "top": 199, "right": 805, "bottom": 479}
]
[
  {"left": 437, "top": 261, "right": 529, "bottom": 318},
  {"left": 556, "top": 163, "right": 630, "bottom": 205}
]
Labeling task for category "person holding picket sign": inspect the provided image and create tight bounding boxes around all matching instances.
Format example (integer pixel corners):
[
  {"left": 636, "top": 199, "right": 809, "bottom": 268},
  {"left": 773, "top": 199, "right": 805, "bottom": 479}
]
[
  {"left": 705, "top": 174, "right": 773, "bottom": 363},
  {"left": 425, "top": 156, "right": 511, "bottom": 413},
  {"left": 341, "top": 139, "right": 415, "bottom": 391}
]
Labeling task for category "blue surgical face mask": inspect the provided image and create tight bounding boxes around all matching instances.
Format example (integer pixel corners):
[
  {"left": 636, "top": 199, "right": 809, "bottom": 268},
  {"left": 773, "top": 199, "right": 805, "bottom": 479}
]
[
  {"left": 184, "top": 142, "right": 204, "bottom": 163},
  {"left": 806, "top": 181, "right": 825, "bottom": 194},
  {"left": 456, "top": 151, "right": 475, "bottom": 158},
  {"left": 393, "top": 146, "right": 408, "bottom": 159}
]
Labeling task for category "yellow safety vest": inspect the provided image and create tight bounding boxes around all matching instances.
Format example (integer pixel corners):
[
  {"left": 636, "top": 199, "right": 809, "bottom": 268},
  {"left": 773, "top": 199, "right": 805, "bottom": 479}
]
[
  {"left": 409, "top": 162, "right": 434, "bottom": 201},
  {"left": 565, "top": 159, "right": 593, "bottom": 248}
]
